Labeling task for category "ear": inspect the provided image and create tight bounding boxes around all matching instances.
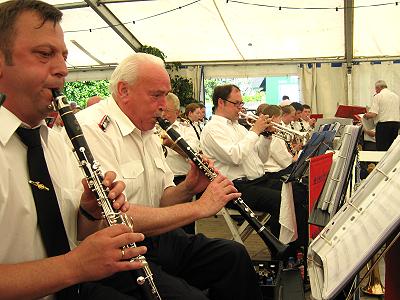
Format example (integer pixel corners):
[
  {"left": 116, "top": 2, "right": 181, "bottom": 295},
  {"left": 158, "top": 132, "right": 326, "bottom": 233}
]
[{"left": 116, "top": 81, "right": 129, "bottom": 98}]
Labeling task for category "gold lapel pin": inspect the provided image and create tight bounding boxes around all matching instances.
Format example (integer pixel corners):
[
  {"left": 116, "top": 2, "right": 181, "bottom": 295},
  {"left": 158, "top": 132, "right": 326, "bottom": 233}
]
[{"left": 28, "top": 180, "right": 49, "bottom": 191}]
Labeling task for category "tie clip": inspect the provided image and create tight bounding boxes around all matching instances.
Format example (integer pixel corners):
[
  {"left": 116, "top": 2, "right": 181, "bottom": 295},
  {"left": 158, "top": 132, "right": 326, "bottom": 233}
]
[{"left": 28, "top": 180, "right": 49, "bottom": 191}]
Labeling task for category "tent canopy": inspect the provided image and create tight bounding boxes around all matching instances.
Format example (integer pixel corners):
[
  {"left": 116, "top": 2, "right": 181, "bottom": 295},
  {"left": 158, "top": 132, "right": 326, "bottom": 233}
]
[{"left": 13, "top": 0, "right": 400, "bottom": 72}]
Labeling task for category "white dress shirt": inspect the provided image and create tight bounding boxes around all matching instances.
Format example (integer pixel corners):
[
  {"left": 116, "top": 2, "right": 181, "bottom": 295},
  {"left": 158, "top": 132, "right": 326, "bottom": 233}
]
[
  {"left": 264, "top": 137, "right": 293, "bottom": 172},
  {"left": 369, "top": 88, "right": 400, "bottom": 123},
  {"left": 165, "top": 121, "right": 200, "bottom": 176},
  {"left": 0, "top": 107, "right": 81, "bottom": 300},
  {"left": 200, "top": 114, "right": 271, "bottom": 181},
  {"left": 75, "top": 98, "right": 175, "bottom": 207}
]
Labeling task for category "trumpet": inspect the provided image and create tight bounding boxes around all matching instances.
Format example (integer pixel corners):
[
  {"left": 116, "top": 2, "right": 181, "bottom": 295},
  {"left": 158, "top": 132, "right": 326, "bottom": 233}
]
[{"left": 238, "top": 111, "right": 307, "bottom": 144}]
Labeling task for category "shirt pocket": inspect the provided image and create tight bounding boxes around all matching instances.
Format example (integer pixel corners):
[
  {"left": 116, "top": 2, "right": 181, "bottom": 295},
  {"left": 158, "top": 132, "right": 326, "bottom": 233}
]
[
  {"left": 121, "top": 160, "right": 144, "bottom": 199},
  {"left": 121, "top": 160, "right": 145, "bottom": 179},
  {"left": 154, "top": 157, "right": 167, "bottom": 173}
]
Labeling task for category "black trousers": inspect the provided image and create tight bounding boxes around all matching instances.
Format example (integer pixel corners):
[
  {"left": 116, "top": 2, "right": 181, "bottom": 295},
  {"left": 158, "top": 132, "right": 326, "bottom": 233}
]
[
  {"left": 375, "top": 121, "right": 400, "bottom": 151},
  {"left": 87, "top": 229, "right": 262, "bottom": 300},
  {"left": 233, "top": 174, "right": 282, "bottom": 238}
]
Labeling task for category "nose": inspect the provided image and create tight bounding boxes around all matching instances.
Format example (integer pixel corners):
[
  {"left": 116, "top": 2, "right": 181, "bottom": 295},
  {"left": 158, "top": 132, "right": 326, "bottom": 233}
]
[
  {"left": 52, "top": 54, "right": 68, "bottom": 79},
  {"left": 159, "top": 95, "right": 167, "bottom": 111}
]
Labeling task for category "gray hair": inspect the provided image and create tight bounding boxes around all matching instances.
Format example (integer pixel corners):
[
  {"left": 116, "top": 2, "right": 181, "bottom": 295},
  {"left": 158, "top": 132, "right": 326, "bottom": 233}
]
[
  {"left": 166, "top": 92, "right": 180, "bottom": 111},
  {"left": 375, "top": 80, "right": 387, "bottom": 89},
  {"left": 109, "top": 53, "right": 165, "bottom": 96}
]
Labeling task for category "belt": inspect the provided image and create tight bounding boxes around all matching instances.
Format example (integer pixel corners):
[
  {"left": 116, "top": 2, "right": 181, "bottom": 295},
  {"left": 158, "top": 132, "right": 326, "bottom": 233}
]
[{"left": 233, "top": 176, "right": 249, "bottom": 183}]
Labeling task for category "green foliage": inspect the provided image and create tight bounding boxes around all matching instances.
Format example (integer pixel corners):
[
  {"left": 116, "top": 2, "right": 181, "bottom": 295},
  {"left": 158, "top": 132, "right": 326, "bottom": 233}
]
[
  {"left": 64, "top": 80, "right": 110, "bottom": 108},
  {"left": 170, "top": 75, "right": 196, "bottom": 107},
  {"left": 242, "top": 91, "right": 266, "bottom": 103},
  {"left": 138, "top": 45, "right": 167, "bottom": 62},
  {"left": 204, "top": 78, "right": 230, "bottom": 102},
  {"left": 204, "top": 78, "right": 266, "bottom": 104}
]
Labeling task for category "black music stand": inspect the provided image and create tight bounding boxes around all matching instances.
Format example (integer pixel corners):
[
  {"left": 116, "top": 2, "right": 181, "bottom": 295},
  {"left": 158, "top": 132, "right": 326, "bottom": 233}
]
[{"left": 283, "top": 130, "right": 336, "bottom": 183}]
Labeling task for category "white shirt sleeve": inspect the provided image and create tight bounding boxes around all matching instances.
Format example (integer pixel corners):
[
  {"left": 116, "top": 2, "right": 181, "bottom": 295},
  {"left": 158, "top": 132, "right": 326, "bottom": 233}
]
[
  {"left": 256, "top": 136, "right": 272, "bottom": 163},
  {"left": 270, "top": 138, "right": 293, "bottom": 168},
  {"left": 201, "top": 125, "right": 261, "bottom": 165}
]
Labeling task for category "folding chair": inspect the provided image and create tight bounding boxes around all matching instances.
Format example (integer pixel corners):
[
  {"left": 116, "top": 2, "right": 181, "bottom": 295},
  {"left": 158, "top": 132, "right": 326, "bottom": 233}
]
[{"left": 219, "top": 207, "right": 271, "bottom": 245}]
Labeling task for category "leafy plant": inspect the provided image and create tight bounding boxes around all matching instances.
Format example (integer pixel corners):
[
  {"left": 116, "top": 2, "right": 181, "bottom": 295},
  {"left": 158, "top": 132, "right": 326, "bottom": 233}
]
[
  {"left": 138, "top": 45, "right": 167, "bottom": 62},
  {"left": 171, "top": 75, "right": 196, "bottom": 106},
  {"left": 63, "top": 80, "right": 110, "bottom": 108},
  {"left": 63, "top": 45, "right": 196, "bottom": 108}
]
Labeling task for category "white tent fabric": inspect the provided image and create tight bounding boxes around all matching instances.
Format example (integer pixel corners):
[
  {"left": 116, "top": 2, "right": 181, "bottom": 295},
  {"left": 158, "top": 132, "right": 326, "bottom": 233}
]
[
  {"left": 14, "top": 0, "right": 397, "bottom": 68},
  {"left": 301, "top": 63, "right": 347, "bottom": 117},
  {"left": 3, "top": 0, "right": 400, "bottom": 117},
  {"left": 354, "top": 0, "right": 400, "bottom": 57},
  {"left": 352, "top": 62, "right": 400, "bottom": 107}
]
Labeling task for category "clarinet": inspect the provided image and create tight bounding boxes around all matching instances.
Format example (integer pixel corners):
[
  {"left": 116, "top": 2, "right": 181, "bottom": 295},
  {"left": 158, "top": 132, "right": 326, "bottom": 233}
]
[
  {"left": 156, "top": 117, "right": 289, "bottom": 259},
  {"left": 52, "top": 89, "right": 161, "bottom": 300}
]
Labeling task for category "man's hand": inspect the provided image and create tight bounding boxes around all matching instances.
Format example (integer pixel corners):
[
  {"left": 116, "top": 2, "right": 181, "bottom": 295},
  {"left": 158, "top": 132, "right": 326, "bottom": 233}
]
[
  {"left": 182, "top": 156, "right": 215, "bottom": 195},
  {"left": 251, "top": 114, "right": 273, "bottom": 135},
  {"left": 195, "top": 174, "right": 241, "bottom": 218},
  {"left": 309, "top": 118, "right": 316, "bottom": 126},
  {"left": 64, "top": 224, "right": 147, "bottom": 282},
  {"left": 80, "top": 171, "right": 127, "bottom": 220},
  {"left": 161, "top": 135, "right": 174, "bottom": 148}
]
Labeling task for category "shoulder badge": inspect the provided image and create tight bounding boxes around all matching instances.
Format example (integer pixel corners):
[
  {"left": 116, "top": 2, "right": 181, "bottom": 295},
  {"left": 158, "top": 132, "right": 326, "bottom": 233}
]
[{"left": 98, "top": 115, "right": 111, "bottom": 132}]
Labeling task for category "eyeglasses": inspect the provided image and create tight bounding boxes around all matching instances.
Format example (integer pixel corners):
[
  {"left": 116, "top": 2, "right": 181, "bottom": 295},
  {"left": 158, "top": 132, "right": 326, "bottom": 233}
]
[{"left": 223, "top": 98, "right": 245, "bottom": 108}]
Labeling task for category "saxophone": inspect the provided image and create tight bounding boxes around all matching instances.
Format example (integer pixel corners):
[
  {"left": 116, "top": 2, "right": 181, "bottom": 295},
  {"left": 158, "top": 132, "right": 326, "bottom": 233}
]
[
  {"left": 156, "top": 117, "right": 289, "bottom": 259},
  {"left": 51, "top": 89, "right": 161, "bottom": 300}
]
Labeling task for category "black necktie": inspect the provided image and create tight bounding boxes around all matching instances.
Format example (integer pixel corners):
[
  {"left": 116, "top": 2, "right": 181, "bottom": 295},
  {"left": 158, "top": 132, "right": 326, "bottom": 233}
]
[{"left": 17, "top": 127, "right": 79, "bottom": 299}]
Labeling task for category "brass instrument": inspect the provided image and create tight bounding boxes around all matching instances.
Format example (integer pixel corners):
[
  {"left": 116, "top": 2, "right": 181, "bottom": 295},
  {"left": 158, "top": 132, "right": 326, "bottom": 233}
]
[
  {"left": 361, "top": 253, "right": 385, "bottom": 296},
  {"left": 238, "top": 111, "right": 307, "bottom": 144},
  {"left": 52, "top": 89, "right": 161, "bottom": 300}
]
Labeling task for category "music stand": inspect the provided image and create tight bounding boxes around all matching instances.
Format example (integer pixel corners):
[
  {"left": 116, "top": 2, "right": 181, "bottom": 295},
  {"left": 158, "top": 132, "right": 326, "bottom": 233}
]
[
  {"left": 335, "top": 105, "right": 367, "bottom": 122},
  {"left": 283, "top": 130, "right": 336, "bottom": 183}
]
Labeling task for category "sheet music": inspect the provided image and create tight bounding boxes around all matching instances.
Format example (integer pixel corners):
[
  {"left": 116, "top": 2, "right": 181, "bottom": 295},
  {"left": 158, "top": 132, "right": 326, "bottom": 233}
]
[{"left": 308, "top": 136, "right": 400, "bottom": 300}]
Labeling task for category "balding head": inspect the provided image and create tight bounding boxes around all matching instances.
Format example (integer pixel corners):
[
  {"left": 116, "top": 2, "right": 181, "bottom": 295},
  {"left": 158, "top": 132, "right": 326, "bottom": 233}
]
[{"left": 86, "top": 95, "right": 102, "bottom": 107}]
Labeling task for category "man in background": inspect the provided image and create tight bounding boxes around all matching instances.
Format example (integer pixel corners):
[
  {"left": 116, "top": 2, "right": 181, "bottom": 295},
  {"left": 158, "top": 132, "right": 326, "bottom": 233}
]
[
  {"left": 87, "top": 95, "right": 102, "bottom": 107},
  {"left": 364, "top": 80, "right": 400, "bottom": 151}
]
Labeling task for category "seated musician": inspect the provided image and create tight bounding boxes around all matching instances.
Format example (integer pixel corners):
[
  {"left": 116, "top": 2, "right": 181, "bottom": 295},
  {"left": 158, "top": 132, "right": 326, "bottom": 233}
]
[
  {"left": 184, "top": 102, "right": 202, "bottom": 140},
  {"left": 200, "top": 85, "right": 283, "bottom": 239},
  {"left": 201, "top": 85, "right": 308, "bottom": 255},
  {"left": 75, "top": 53, "right": 262, "bottom": 300},
  {"left": 198, "top": 102, "right": 208, "bottom": 129},
  {"left": 301, "top": 104, "right": 316, "bottom": 129},
  {"left": 162, "top": 92, "right": 200, "bottom": 233},
  {"left": 289, "top": 102, "right": 305, "bottom": 132},
  {"left": 280, "top": 104, "right": 297, "bottom": 129},
  {"left": 262, "top": 105, "right": 301, "bottom": 179},
  {"left": 162, "top": 93, "right": 200, "bottom": 184}
]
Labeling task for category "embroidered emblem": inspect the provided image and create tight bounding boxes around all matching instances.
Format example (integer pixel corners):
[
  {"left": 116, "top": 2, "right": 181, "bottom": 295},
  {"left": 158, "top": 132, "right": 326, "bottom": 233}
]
[{"left": 98, "top": 115, "right": 111, "bottom": 131}]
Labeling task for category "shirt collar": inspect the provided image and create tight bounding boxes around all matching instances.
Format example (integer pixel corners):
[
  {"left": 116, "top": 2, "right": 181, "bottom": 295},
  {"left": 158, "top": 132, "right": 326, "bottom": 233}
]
[
  {"left": 105, "top": 97, "right": 147, "bottom": 137},
  {"left": 0, "top": 107, "right": 49, "bottom": 147},
  {"left": 211, "top": 114, "right": 238, "bottom": 126}
]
